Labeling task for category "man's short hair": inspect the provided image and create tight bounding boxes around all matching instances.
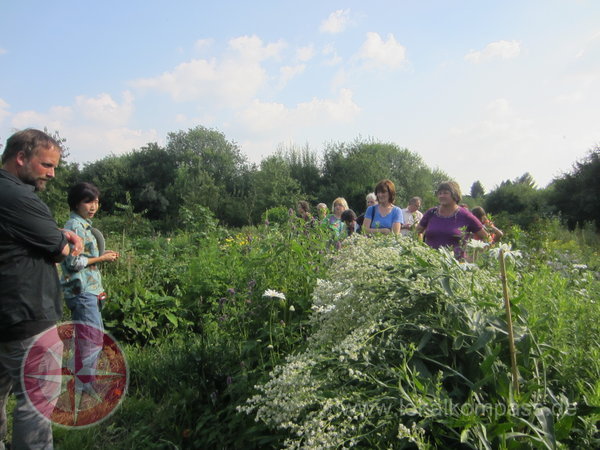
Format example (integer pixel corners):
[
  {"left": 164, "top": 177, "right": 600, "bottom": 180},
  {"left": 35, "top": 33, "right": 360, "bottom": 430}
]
[
  {"left": 408, "top": 196, "right": 422, "bottom": 206},
  {"left": 2, "top": 129, "right": 61, "bottom": 164}
]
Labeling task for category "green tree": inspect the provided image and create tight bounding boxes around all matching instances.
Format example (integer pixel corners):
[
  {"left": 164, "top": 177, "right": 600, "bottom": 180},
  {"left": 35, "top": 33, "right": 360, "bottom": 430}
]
[
  {"left": 484, "top": 174, "right": 549, "bottom": 229},
  {"left": 248, "top": 155, "right": 301, "bottom": 223},
  {"left": 549, "top": 145, "right": 600, "bottom": 230},
  {"left": 318, "top": 138, "right": 447, "bottom": 212},
  {"left": 470, "top": 180, "right": 485, "bottom": 199},
  {"left": 165, "top": 126, "right": 251, "bottom": 226},
  {"left": 276, "top": 143, "right": 322, "bottom": 201}
]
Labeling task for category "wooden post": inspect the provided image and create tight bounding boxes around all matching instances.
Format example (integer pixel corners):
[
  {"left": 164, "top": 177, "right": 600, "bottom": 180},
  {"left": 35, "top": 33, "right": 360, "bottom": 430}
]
[{"left": 499, "top": 249, "right": 520, "bottom": 395}]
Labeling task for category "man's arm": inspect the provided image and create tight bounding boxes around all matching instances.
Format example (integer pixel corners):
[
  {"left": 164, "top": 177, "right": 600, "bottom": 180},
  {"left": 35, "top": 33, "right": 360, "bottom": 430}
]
[{"left": 53, "top": 230, "right": 83, "bottom": 262}]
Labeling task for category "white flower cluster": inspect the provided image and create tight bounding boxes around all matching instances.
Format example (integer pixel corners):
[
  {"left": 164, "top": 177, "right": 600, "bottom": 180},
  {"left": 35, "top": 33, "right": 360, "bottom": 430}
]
[{"left": 241, "top": 235, "right": 510, "bottom": 448}]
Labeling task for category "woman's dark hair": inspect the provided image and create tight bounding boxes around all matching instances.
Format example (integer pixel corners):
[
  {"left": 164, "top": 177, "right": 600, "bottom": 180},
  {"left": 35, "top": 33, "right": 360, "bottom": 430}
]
[
  {"left": 68, "top": 182, "right": 100, "bottom": 211},
  {"left": 374, "top": 179, "right": 396, "bottom": 204}
]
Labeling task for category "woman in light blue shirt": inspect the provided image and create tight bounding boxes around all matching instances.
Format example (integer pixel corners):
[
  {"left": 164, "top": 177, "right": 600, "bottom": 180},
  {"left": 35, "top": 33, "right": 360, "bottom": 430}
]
[{"left": 362, "top": 179, "right": 404, "bottom": 235}]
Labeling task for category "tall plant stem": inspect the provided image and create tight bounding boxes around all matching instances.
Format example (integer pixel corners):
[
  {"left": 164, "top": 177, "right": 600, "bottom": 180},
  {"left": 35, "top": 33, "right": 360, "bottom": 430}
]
[{"left": 499, "top": 249, "right": 520, "bottom": 395}]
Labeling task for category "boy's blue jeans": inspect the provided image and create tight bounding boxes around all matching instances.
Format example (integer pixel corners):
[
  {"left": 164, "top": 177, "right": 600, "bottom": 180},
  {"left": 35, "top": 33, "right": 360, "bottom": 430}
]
[{"left": 66, "top": 292, "right": 104, "bottom": 391}]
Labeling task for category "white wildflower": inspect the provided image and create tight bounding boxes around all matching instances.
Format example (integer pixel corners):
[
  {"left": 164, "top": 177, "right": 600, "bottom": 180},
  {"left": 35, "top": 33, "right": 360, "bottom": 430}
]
[
  {"left": 489, "top": 242, "right": 522, "bottom": 260},
  {"left": 573, "top": 264, "right": 588, "bottom": 270},
  {"left": 289, "top": 305, "right": 295, "bottom": 312},
  {"left": 467, "top": 239, "right": 488, "bottom": 249},
  {"left": 262, "top": 289, "right": 286, "bottom": 300},
  {"left": 459, "top": 262, "right": 477, "bottom": 271}
]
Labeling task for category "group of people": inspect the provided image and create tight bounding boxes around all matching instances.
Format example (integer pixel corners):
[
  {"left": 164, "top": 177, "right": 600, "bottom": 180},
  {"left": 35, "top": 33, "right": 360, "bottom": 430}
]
[
  {"left": 1, "top": 129, "right": 117, "bottom": 449},
  {"left": 297, "top": 179, "right": 503, "bottom": 260}
]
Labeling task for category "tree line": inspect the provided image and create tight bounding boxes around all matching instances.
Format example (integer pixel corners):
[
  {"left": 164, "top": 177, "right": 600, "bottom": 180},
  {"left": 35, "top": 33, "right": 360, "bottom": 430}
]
[{"left": 28, "top": 126, "right": 600, "bottom": 233}]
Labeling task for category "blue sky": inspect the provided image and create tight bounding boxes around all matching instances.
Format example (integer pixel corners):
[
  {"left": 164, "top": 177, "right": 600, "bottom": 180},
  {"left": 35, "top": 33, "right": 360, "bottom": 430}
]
[{"left": 1, "top": 1, "right": 599, "bottom": 194}]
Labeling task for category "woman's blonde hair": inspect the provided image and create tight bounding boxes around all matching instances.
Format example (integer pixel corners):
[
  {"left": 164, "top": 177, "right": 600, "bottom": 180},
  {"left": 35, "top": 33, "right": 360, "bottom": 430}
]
[{"left": 332, "top": 197, "right": 348, "bottom": 210}]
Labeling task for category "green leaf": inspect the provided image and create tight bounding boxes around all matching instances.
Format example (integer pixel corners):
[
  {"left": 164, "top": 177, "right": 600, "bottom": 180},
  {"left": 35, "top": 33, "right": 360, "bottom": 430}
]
[{"left": 165, "top": 312, "right": 179, "bottom": 326}]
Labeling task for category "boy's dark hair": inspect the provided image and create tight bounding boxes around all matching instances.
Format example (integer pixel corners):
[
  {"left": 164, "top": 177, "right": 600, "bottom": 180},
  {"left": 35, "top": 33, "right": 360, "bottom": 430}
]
[
  {"left": 341, "top": 209, "right": 357, "bottom": 222},
  {"left": 68, "top": 182, "right": 100, "bottom": 211}
]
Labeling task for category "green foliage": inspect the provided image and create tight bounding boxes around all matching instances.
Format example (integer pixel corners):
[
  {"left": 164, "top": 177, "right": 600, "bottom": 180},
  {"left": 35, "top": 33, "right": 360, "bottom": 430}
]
[
  {"left": 99, "top": 232, "right": 193, "bottom": 344},
  {"left": 485, "top": 174, "right": 550, "bottom": 229},
  {"left": 549, "top": 145, "right": 600, "bottom": 231},
  {"left": 470, "top": 180, "right": 485, "bottom": 199},
  {"left": 247, "top": 155, "right": 302, "bottom": 223},
  {"left": 93, "top": 192, "right": 154, "bottom": 238},
  {"left": 318, "top": 138, "right": 448, "bottom": 212},
  {"left": 261, "top": 206, "right": 292, "bottom": 226},
  {"left": 52, "top": 219, "right": 600, "bottom": 449}
]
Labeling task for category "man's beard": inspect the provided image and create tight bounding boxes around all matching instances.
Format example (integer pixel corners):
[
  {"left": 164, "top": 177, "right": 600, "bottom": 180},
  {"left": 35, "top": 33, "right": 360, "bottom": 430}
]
[{"left": 21, "top": 173, "right": 48, "bottom": 191}]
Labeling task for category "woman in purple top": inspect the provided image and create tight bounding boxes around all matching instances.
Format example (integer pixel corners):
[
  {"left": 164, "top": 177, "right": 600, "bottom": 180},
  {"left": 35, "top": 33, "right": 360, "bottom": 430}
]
[{"left": 416, "top": 181, "right": 487, "bottom": 259}]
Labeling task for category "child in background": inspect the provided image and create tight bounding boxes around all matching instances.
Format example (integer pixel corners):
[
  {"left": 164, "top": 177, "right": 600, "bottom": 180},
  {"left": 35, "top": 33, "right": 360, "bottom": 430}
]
[
  {"left": 341, "top": 209, "right": 358, "bottom": 237},
  {"left": 471, "top": 206, "right": 503, "bottom": 243}
]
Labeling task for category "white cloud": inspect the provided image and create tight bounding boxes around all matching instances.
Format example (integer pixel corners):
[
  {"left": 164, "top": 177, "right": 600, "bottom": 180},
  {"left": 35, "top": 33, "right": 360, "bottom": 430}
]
[
  {"left": 0, "top": 98, "right": 10, "bottom": 124},
  {"left": 357, "top": 32, "right": 407, "bottom": 69},
  {"left": 132, "top": 35, "right": 285, "bottom": 106},
  {"left": 465, "top": 40, "right": 521, "bottom": 63},
  {"left": 296, "top": 45, "right": 315, "bottom": 62},
  {"left": 322, "top": 44, "right": 342, "bottom": 66},
  {"left": 194, "top": 38, "right": 213, "bottom": 52},
  {"left": 0, "top": 48, "right": 6, "bottom": 55},
  {"left": 228, "top": 35, "right": 286, "bottom": 61},
  {"left": 75, "top": 91, "right": 134, "bottom": 126},
  {"left": 320, "top": 9, "right": 351, "bottom": 34},
  {"left": 238, "top": 88, "right": 360, "bottom": 135},
  {"left": 278, "top": 64, "right": 306, "bottom": 89},
  {"left": 7, "top": 92, "right": 157, "bottom": 163}
]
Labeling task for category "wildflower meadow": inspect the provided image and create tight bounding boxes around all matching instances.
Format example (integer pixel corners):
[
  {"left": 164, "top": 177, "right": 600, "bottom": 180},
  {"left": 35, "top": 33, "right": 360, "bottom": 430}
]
[{"left": 39, "top": 215, "right": 600, "bottom": 449}]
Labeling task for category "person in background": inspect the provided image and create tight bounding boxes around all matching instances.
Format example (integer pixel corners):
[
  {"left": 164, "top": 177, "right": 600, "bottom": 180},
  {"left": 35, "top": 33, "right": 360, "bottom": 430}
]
[
  {"left": 325, "top": 197, "right": 348, "bottom": 239},
  {"left": 401, "top": 196, "right": 423, "bottom": 237},
  {"left": 356, "top": 192, "right": 377, "bottom": 231},
  {"left": 471, "top": 206, "right": 503, "bottom": 243},
  {"left": 0, "top": 129, "right": 83, "bottom": 449},
  {"left": 316, "top": 203, "right": 328, "bottom": 223},
  {"left": 416, "top": 181, "right": 488, "bottom": 259},
  {"left": 341, "top": 209, "right": 358, "bottom": 237},
  {"left": 362, "top": 180, "right": 404, "bottom": 235},
  {"left": 296, "top": 200, "right": 313, "bottom": 222}
]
